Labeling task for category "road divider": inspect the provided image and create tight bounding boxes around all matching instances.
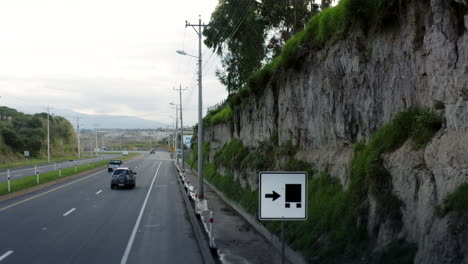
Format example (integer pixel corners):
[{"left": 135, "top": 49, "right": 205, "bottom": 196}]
[
  {"left": 173, "top": 162, "right": 216, "bottom": 264},
  {"left": 0, "top": 153, "right": 140, "bottom": 197}
]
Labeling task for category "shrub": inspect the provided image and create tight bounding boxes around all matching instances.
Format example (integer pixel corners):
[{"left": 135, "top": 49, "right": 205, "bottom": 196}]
[
  {"left": 377, "top": 240, "right": 417, "bottom": 264},
  {"left": 214, "top": 139, "right": 249, "bottom": 170},
  {"left": 211, "top": 105, "right": 233, "bottom": 125},
  {"left": 437, "top": 183, "right": 468, "bottom": 216}
]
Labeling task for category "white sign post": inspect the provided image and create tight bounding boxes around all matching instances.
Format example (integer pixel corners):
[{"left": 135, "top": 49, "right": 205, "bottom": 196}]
[
  {"left": 259, "top": 171, "right": 308, "bottom": 264},
  {"left": 259, "top": 172, "right": 307, "bottom": 220},
  {"left": 7, "top": 169, "right": 11, "bottom": 193}
]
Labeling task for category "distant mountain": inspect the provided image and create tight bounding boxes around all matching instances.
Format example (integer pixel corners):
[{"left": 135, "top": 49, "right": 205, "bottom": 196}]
[
  {"left": 52, "top": 109, "right": 169, "bottom": 129},
  {"left": 73, "top": 114, "right": 168, "bottom": 130}
]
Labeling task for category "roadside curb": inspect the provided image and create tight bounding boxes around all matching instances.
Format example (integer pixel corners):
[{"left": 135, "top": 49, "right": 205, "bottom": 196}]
[
  {"left": 172, "top": 162, "right": 216, "bottom": 264},
  {"left": 0, "top": 154, "right": 142, "bottom": 204},
  {"left": 186, "top": 163, "right": 308, "bottom": 264}
]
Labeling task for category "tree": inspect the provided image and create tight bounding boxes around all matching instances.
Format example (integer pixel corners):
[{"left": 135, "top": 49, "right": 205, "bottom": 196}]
[
  {"left": 260, "top": 0, "right": 320, "bottom": 59},
  {"left": 204, "top": 0, "right": 320, "bottom": 93},
  {"left": 1, "top": 125, "right": 24, "bottom": 150},
  {"left": 204, "top": 0, "right": 266, "bottom": 93}
]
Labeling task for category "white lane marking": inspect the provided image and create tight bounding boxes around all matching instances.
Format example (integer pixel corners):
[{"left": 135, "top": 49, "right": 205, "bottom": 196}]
[
  {"left": 96, "top": 190, "right": 103, "bottom": 195},
  {"left": 120, "top": 162, "right": 162, "bottom": 264},
  {"left": 0, "top": 250, "right": 14, "bottom": 261},
  {"left": 63, "top": 208, "right": 76, "bottom": 216}
]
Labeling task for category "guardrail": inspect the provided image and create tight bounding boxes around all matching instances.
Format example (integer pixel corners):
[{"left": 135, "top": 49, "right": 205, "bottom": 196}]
[{"left": 0, "top": 156, "right": 106, "bottom": 189}]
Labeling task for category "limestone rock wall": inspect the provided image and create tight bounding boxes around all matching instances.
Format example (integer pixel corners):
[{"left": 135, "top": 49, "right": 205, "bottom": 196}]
[{"left": 203, "top": 0, "right": 467, "bottom": 262}]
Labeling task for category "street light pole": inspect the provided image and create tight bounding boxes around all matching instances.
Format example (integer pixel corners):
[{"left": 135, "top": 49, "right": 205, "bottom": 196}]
[
  {"left": 175, "top": 106, "right": 179, "bottom": 165},
  {"left": 185, "top": 16, "right": 206, "bottom": 199},
  {"left": 174, "top": 85, "right": 187, "bottom": 171}
]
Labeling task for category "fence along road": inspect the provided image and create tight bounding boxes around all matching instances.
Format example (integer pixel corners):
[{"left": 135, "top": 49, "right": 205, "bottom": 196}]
[{"left": 0, "top": 153, "right": 123, "bottom": 183}]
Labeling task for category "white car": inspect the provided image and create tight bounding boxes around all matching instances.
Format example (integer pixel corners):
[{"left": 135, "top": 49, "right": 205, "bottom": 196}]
[{"left": 122, "top": 151, "right": 128, "bottom": 156}]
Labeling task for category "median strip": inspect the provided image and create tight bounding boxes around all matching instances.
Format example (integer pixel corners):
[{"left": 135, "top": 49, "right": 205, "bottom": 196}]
[
  {"left": 0, "top": 170, "right": 104, "bottom": 212},
  {"left": 0, "top": 250, "right": 13, "bottom": 261},
  {"left": 0, "top": 153, "right": 141, "bottom": 198},
  {"left": 63, "top": 208, "right": 76, "bottom": 216}
]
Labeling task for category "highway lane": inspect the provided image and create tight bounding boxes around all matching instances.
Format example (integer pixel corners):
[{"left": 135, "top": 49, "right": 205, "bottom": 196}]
[
  {"left": 0, "top": 151, "right": 202, "bottom": 264},
  {"left": 0, "top": 153, "right": 125, "bottom": 183}
]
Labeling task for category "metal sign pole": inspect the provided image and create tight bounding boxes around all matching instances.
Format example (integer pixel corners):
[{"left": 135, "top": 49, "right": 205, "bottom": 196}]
[
  {"left": 259, "top": 171, "right": 308, "bottom": 264},
  {"left": 281, "top": 220, "right": 285, "bottom": 264}
]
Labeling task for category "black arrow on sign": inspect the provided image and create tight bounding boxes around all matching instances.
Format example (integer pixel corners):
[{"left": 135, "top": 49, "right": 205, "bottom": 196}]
[{"left": 265, "top": 191, "right": 281, "bottom": 201}]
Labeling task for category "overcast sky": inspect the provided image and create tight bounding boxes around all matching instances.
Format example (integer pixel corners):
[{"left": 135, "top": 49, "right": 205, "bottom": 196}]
[{"left": 0, "top": 0, "right": 227, "bottom": 127}]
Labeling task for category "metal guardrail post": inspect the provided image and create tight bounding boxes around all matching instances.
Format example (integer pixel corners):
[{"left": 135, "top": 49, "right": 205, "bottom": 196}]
[{"left": 7, "top": 169, "right": 11, "bottom": 193}]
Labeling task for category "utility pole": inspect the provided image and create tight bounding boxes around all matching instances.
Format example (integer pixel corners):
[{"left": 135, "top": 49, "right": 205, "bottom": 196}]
[
  {"left": 47, "top": 105, "right": 51, "bottom": 163},
  {"left": 95, "top": 122, "right": 99, "bottom": 156},
  {"left": 175, "top": 106, "right": 179, "bottom": 165},
  {"left": 77, "top": 116, "right": 81, "bottom": 158},
  {"left": 174, "top": 85, "right": 187, "bottom": 171},
  {"left": 186, "top": 16, "right": 206, "bottom": 199}
]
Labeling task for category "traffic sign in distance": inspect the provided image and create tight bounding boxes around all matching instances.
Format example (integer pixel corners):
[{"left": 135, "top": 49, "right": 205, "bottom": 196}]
[{"left": 259, "top": 172, "right": 308, "bottom": 220}]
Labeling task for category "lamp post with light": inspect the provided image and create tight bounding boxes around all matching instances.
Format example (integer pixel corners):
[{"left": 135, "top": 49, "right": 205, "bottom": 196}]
[{"left": 176, "top": 16, "right": 206, "bottom": 199}]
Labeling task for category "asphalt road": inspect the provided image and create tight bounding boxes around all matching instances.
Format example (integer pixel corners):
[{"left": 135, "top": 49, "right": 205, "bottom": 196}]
[
  {"left": 0, "top": 151, "right": 203, "bottom": 264},
  {"left": 0, "top": 153, "right": 126, "bottom": 183}
]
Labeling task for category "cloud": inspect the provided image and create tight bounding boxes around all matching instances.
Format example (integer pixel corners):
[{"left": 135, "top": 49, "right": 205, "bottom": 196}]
[{"left": 0, "top": 0, "right": 227, "bottom": 126}]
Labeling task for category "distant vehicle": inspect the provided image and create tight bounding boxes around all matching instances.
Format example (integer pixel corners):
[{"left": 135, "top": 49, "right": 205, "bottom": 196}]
[
  {"left": 150, "top": 149, "right": 155, "bottom": 154},
  {"left": 108, "top": 160, "right": 123, "bottom": 172},
  {"left": 111, "top": 167, "right": 136, "bottom": 189},
  {"left": 122, "top": 151, "right": 128, "bottom": 156}
]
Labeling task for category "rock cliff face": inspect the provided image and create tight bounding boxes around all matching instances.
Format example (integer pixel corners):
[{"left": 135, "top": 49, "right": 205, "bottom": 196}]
[{"left": 203, "top": 0, "right": 467, "bottom": 263}]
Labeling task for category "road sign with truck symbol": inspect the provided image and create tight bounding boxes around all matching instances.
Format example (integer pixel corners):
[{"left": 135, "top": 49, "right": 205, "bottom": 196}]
[{"left": 259, "top": 172, "right": 308, "bottom": 220}]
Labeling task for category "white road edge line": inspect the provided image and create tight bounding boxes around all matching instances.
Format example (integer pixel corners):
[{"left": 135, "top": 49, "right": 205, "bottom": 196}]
[
  {"left": 0, "top": 250, "right": 14, "bottom": 261},
  {"left": 63, "top": 208, "right": 76, "bottom": 216},
  {"left": 120, "top": 162, "right": 162, "bottom": 264},
  {"left": 96, "top": 190, "right": 103, "bottom": 195}
]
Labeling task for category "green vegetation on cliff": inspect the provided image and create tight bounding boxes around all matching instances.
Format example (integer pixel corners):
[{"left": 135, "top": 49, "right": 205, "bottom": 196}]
[
  {"left": 203, "top": 0, "right": 410, "bottom": 117},
  {"left": 438, "top": 182, "right": 468, "bottom": 216},
  {"left": 190, "top": 107, "right": 440, "bottom": 262},
  {"left": 204, "top": 0, "right": 404, "bottom": 97},
  {"left": 0, "top": 106, "right": 77, "bottom": 163}
]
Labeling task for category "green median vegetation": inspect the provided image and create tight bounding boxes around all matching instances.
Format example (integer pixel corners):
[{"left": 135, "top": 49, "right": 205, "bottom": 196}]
[
  {"left": 0, "top": 153, "right": 140, "bottom": 196},
  {"left": 0, "top": 155, "right": 94, "bottom": 170}
]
